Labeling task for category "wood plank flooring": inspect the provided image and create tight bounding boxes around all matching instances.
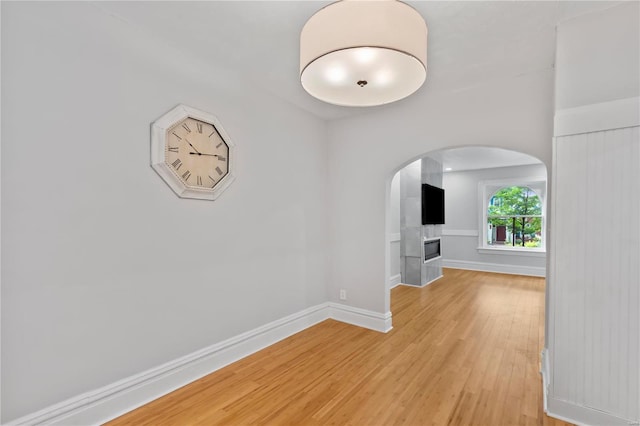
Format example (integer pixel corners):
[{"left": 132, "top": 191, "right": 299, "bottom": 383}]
[{"left": 107, "top": 268, "right": 571, "bottom": 426}]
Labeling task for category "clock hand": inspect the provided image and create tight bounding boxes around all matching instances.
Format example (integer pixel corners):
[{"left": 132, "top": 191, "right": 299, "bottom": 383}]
[
  {"left": 189, "top": 152, "right": 220, "bottom": 157},
  {"left": 185, "top": 138, "right": 200, "bottom": 154}
]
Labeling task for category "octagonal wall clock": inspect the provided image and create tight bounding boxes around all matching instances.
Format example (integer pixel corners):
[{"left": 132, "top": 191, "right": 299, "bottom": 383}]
[{"left": 151, "top": 104, "right": 235, "bottom": 200}]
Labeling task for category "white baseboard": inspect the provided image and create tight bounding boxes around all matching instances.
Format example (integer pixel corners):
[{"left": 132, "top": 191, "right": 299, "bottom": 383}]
[
  {"left": 541, "top": 348, "right": 636, "bottom": 426},
  {"left": 8, "top": 302, "right": 392, "bottom": 426},
  {"left": 389, "top": 274, "right": 402, "bottom": 289},
  {"left": 546, "top": 396, "right": 634, "bottom": 426},
  {"left": 442, "top": 259, "right": 546, "bottom": 277},
  {"left": 9, "top": 304, "right": 331, "bottom": 426},
  {"left": 328, "top": 302, "right": 392, "bottom": 333}
]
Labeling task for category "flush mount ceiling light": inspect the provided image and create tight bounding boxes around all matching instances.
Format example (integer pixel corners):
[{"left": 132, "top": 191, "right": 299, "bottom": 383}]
[{"left": 300, "top": 0, "right": 427, "bottom": 107}]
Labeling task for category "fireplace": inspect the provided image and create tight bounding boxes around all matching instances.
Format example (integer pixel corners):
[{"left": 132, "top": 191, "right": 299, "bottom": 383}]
[{"left": 424, "top": 237, "right": 441, "bottom": 263}]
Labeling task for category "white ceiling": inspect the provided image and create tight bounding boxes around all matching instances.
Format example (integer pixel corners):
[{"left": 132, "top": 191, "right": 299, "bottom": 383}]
[
  {"left": 429, "top": 146, "right": 542, "bottom": 172},
  {"left": 94, "top": 1, "right": 622, "bottom": 121}
]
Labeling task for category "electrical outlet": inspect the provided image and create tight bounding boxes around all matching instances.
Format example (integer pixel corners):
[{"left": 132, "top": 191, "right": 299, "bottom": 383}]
[{"left": 339, "top": 289, "right": 347, "bottom": 300}]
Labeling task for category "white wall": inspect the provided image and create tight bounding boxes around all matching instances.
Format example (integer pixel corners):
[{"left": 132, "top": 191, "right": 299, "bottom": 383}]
[
  {"left": 1, "top": 2, "right": 328, "bottom": 422},
  {"left": 327, "top": 69, "right": 554, "bottom": 315},
  {"left": 442, "top": 164, "right": 547, "bottom": 276},
  {"left": 388, "top": 173, "right": 401, "bottom": 284},
  {"left": 545, "top": 3, "right": 640, "bottom": 425},
  {"left": 555, "top": 2, "right": 640, "bottom": 110}
]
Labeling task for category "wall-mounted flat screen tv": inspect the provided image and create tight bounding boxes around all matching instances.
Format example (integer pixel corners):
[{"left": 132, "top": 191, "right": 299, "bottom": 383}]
[{"left": 422, "top": 183, "right": 445, "bottom": 225}]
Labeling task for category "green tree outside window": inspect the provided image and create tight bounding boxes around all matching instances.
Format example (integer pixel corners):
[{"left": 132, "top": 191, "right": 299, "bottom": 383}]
[{"left": 487, "top": 186, "right": 542, "bottom": 248}]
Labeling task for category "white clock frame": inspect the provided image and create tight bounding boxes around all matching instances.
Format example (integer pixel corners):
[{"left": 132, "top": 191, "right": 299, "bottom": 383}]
[{"left": 151, "top": 104, "right": 236, "bottom": 200}]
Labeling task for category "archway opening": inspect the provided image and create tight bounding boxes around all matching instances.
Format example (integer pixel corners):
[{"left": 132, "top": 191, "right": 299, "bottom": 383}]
[{"left": 385, "top": 146, "right": 548, "bottom": 303}]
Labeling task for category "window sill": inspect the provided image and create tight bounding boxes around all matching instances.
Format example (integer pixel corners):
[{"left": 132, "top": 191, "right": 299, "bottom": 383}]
[{"left": 476, "top": 247, "right": 546, "bottom": 257}]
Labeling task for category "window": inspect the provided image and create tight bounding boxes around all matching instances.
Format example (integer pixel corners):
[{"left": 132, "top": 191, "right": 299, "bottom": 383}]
[
  {"left": 487, "top": 186, "right": 542, "bottom": 248},
  {"left": 478, "top": 178, "right": 546, "bottom": 254}
]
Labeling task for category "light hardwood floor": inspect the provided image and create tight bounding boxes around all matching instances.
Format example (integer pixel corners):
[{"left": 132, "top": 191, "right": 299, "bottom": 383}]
[{"left": 107, "top": 268, "right": 571, "bottom": 425}]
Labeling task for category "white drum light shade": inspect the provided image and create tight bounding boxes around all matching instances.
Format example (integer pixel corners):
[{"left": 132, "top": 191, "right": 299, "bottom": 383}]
[{"left": 300, "top": 0, "right": 427, "bottom": 107}]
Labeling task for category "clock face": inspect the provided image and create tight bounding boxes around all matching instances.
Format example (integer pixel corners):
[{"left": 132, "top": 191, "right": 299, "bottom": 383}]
[{"left": 165, "top": 117, "right": 230, "bottom": 189}]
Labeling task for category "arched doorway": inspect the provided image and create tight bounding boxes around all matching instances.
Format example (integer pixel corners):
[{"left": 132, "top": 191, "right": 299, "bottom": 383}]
[{"left": 385, "top": 146, "right": 548, "bottom": 299}]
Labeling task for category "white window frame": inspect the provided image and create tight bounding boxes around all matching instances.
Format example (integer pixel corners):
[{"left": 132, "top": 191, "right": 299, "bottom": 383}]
[{"left": 477, "top": 177, "right": 547, "bottom": 257}]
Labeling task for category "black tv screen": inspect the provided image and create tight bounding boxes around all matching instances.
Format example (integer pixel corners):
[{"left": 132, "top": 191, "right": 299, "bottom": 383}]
[{"left": 422, "top": 183, "right": 445, "bottom": 225}]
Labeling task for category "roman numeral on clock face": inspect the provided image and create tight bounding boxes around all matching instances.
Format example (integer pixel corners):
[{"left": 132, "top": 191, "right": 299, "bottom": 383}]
[
  {"left": 182, "top": 170, "right": 191, "bottom": 181},
  {"left": 197, "top": 176, "right": 203, "bottom": 186},
  {"left": 168, "top": 146, "right": 179, "bottom": 153},
  {"left": 215, "top": 166, "right": 223, "bottom": 175},
  {"left": 171, "top": 158, "right": 182, "bottom": 170},
  {"left": 172, "top": 132, "right": 182, "bottom": 140},
  {"left": 182, "top": 123, "right": 191, "bottom": 133},
  {"left": 197, "top": 123, "right": 203, "bottom": 133}
]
